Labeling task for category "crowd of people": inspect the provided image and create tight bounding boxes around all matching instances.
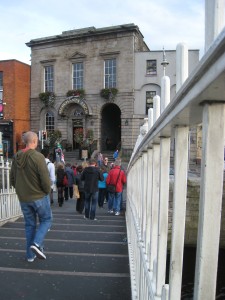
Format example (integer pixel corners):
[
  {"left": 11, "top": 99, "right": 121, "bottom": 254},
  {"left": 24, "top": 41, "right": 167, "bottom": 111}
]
[{"left": 10, "top": 131, "right": 127, "bottom": 262}]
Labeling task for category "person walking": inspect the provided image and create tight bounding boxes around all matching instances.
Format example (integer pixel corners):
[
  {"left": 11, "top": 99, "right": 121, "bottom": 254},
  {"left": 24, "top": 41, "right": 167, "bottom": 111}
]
[
  {"left": 81, "top": 158, "right": 104, "bottom": 220},
  {"left": 64, "top": 163, "right": 75, "bottom": 200},
  {"left": 10, "top": 131, "right": 52, "bottom": 262},
  {"left": 56, "top": 162, "right": 66, "bottom": 207},
  {"left": 75, "top": 165, "right": 85, "bottom": 213},
  {"left": 106, "top": 158, "right": 126, "bottom": 216},
  {"left": 113, "top": 149, "right": 119, "bottom": 161},
  {"left": 41, "top": 148, "right": 56, "bottom": 205},
  {"left": 98, "top": 166, "right": 108, "bottom": 208}
]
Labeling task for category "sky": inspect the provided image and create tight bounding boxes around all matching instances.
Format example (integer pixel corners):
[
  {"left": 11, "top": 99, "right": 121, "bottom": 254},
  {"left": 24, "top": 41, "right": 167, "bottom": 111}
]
[{"left": 1, "top": 0, "right": 206, "bottom": 65}]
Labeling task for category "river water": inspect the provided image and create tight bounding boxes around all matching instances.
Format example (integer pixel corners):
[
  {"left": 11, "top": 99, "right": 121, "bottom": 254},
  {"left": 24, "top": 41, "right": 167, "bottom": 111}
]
[{"left": 166, "top": 247, "right": 225, "bottom": 299}]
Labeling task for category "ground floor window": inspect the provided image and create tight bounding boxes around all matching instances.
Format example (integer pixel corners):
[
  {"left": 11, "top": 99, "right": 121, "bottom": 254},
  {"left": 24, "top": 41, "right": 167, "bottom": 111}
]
[{"left": 46, "top": 112, "right": 54, "bottom": 132}]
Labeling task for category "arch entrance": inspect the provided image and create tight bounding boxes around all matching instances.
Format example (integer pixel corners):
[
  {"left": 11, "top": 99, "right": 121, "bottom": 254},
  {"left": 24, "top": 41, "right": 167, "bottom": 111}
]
[{"left": 101, "top": 104, "right": 121, "bottom": 151}]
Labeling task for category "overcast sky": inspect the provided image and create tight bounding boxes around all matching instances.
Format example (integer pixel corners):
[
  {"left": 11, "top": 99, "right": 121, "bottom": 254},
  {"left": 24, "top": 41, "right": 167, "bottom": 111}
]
[{"left": 1, "top": 0, "right": 206, "bottom": 65}]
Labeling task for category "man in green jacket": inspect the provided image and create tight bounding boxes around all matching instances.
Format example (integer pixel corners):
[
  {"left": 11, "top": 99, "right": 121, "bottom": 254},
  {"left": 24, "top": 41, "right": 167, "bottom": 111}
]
[{"left": 10, "top": 131, "right": 52, "bottom": 262}]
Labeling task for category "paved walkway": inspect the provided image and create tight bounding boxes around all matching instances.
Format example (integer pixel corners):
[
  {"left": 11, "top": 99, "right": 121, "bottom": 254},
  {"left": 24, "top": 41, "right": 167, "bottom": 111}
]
[{"left": 0, "top": 192, "right": 131, "bottom": 300}]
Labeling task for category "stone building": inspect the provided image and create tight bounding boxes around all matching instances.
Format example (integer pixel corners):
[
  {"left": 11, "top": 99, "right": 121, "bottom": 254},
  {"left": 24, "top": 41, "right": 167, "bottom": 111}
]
[
  {"left": 26, "top": 24, "right": 199, "bottom": 159},
  {"left": 0, "top": 60, "right": 30, "bottom": 157}
]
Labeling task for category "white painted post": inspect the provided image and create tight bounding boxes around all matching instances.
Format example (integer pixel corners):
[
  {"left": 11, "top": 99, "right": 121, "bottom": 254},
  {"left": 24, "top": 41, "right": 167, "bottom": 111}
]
[
  {"left": 169, "top": 126, "right": 189, "bottom": 300},
  {"left": 153, "top": 95, "right": 160, "bottom": 123},
  {"left": 194, "top": 103, "right": 225, "bottom": 299},
  {"left": 142, "top": 152, "right": 148, "bottom": 246},
  {"left": 156, "top": 137, "right": 171, "bottom": 296},
  {"left": 150, "top": 144, "right": 160, "bottom": 274},
  {"left": 161, "top": 76, "right": 170, "bottom": 113},
  {"left": 146, "top": 148, "right": 153, "bottom": 270},
  {"left": 176, "top": 43, "right": 188, "bottom": 92},
  {"left": 148, "top": 108, "right": 153, "bottom": 130},
  {"left": 205, "top": 0, "right": 225, "bottom": 52}
]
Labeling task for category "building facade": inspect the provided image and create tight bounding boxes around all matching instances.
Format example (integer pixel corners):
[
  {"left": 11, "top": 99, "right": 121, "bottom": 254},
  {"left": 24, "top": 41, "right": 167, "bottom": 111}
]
[
  {"left": 0, "top": 60, "right": 30, "bottom": 157},
  {"left": 26, "top": 24, "right": 199, "bottom": 159}
]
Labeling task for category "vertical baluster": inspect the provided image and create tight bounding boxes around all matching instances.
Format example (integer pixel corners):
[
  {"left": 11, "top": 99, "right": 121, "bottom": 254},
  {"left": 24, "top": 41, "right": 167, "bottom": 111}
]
[
  {"left": 194, "top": 103, "right": 225, "bottom": 299},
  {"left": 146, "top": 148, "right": 153, "bottom": 270},
  {"left": 169, "top": 126, "right": 189, "bottom": 300},
  {"left": 156, "top": 137, "right": 171, "bottom": 296},
  {"left": 150, "top": 144, "right": 160, "bottom": 276}
]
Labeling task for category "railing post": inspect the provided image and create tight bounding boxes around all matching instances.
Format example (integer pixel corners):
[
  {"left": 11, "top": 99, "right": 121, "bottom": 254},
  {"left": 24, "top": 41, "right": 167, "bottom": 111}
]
[
  {"left": 194, "top": 103, "right": 225, "bottom": 299},
  {"left": 146, "top": 148, "right": 153, "bottom": 267},
  {"left": 150, "top": 144, "right": 160, "bottom": 276},
  {"left": 156, "top": 137, "right": 171, "bottom": 296},
  {"left": 169, "top": 126, "right": 189, "bottom": 300}
]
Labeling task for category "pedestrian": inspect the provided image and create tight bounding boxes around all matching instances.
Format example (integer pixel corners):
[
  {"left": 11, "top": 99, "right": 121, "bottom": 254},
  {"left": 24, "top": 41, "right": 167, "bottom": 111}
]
[
  {"left": 98, "top": 166, "right": 108, "bottom": 208},
  {"left": 64, "top": 163, "right": 75, "bottom": 200},
  {"left": 41, "top": 148, "right": 56, "bottom": 205},
  {"left": 113, "top": 149, "right": 119, "bottom": 160},
  {"left": 10, "top": 131, "right": 52, "bottom": 262},
  {"left": 81, "top": 158, "right": 104, "bottom": 220},
  {"left": 56, "top": 162, "right": 67, "bottom": 207},
  {"left": 102, "top": 157, "right": 110, "bottom": 172},
  {"left": 97, "top": 152, "right": 103, "bottom": 167},
  {"left": 106, "top": 158, "right": 126, "bottom": 216},
  {"left": 71, "top": 163, "right": 77, "bottom": 176},
  {"left": 75, "top": 165, "right": 85, "bottom": 213}
]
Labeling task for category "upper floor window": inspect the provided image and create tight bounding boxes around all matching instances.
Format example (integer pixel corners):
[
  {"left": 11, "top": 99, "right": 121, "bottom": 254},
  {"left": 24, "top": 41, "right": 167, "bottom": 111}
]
[
  {"left": 44, "top": 66, "right": 54, "bottom": 92},
  {"left": 45, "top": 112, "right": 54, "bottom": 132},
  {"left": 146, "top": 60, "right": 157, "bottom": 75},
  {"left": 146, "top": 91, "right": 156, "bottom": 114},
  {"left": 73, "top": 62, "right": 83, "bottom": 89},
  {"left": 104, "top": 59, "right": 116, "bottom": 88}
]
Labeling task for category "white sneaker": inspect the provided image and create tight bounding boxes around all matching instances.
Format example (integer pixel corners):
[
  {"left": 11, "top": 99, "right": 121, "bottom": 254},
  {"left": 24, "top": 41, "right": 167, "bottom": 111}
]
[{"left": 115, "top": 212, "right": 120, "bottom": 216}]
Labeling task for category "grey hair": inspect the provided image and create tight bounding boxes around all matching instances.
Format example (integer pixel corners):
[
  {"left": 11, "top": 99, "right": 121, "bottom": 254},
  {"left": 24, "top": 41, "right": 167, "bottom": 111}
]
[
  {"left": 23, "top": 131, "right": 38, "bottom": 145},
  {"left": 114, "top": 158, "right": 121, "bottom": 166}
]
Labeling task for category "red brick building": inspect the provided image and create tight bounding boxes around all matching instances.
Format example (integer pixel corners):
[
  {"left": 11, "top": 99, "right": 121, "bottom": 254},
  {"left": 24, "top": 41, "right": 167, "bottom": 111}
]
[{"left": 0, "top": 60, "right": 30, "bottom": 157}]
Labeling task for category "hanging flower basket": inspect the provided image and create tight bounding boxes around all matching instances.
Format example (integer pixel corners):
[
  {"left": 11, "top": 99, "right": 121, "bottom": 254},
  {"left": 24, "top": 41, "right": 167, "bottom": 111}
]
[
  {"left": 100, "top": 88, "right": 118, "bottom": 100},
  {"left": 66, "top": 89, "right": 85, "bottom": 98},
  {"left": 39, "top": 92, "right": 56, "bottom": 107}
]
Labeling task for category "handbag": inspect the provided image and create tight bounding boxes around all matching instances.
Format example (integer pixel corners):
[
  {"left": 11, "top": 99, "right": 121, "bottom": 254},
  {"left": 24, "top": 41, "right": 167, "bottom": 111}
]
[
  {"left": 107, "top": 169, "right": 121, "bottom": 193},
  {"left": 73, "top": 184, "right": 80, "bottom": 199}
]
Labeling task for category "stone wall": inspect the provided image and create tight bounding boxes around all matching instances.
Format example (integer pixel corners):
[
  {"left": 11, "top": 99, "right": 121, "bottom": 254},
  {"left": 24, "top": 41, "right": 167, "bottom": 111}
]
[{"left": 168, "top": 176, "right": 225, "bottom": 249}]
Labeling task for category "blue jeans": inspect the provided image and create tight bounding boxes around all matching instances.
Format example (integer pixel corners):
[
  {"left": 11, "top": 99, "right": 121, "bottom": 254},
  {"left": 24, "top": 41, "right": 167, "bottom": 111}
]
[
  {"left": 84, "top": 191, "right": 98, "bottom": 219},
  {"left": 108, "top": 192, "right": 122, "bottom": 213},
  {"left": 20, "top": 195, "right": 52, "bottom": 259}
]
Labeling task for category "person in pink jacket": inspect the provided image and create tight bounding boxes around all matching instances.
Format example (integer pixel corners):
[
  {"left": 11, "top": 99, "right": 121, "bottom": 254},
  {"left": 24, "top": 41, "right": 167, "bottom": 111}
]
[{"left": 106, "top": 158, "right": 126, "bottom": 216}]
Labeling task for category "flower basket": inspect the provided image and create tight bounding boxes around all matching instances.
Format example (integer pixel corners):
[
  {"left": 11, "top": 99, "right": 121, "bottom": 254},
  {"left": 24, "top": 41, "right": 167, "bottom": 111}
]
[
  {"left": 100, "top": 88, "right": 118, "bottom": 100},
  {"left": 39, "top": 92, "right": 56, "bottom": 107},
  {"left": 66, "top": 89, "right": 85, "bottom": 98}
]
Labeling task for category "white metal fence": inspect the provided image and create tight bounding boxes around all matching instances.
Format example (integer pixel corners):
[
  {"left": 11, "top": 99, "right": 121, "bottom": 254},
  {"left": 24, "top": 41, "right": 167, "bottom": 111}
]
[
  {"left": 0, "top": 157, "right": 22, "bottom": 226},
  {"left": 126, "top": 1, "right": 225, "bottom": 299}
]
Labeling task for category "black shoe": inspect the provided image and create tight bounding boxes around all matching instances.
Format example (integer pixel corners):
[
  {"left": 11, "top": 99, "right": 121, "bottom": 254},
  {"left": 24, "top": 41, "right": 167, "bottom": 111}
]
[{"left": 30, "top": 244, "right": 46, "bottom": 259}]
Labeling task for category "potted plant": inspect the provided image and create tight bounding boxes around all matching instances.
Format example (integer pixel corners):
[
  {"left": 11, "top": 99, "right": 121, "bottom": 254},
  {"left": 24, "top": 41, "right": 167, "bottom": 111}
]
[
  {"left": 73, "top": 128, "right": 95, "bottom": 158},
  {"left": 66, "top": 89, "right": 85, "bottom": 98},
  {"left": 100, "top": 88, "right": 118, "bottom": 100},
  {"left": 39, "top": 92, "right": 56, "bottom": 107}
]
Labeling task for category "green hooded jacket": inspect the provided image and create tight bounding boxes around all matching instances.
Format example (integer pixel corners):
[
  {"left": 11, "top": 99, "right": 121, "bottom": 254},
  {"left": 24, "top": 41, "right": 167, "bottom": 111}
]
[{"left": 10, "top": 149, "right": 51, "bottom": 202}]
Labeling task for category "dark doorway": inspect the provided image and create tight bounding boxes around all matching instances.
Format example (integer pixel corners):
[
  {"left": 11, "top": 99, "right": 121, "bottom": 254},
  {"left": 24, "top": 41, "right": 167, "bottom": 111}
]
[
  {"left": 73, "top": 119, "right": 83, "bottom": 149},
  {"left": 101, "top": 104, "right": 121, "bottom": 151}
]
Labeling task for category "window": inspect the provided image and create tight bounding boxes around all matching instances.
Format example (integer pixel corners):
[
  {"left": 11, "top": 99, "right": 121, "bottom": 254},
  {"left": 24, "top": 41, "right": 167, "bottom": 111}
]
[
  {"left": 146, "top": 60, "right": 157, "bottom": 75},
  {"left": 104, "top": 59, "right": 116, "bottom": 88},
  {"left": 73, "top": 62, "right": 83, "bottom": 89},
  {"left": 146, "top": 91, "right": 156, "bottom": 114},
  {"left": 45, "top": 112, "right": 54, "bottom": 132},
  {"left": 44, "top": 66, "right": 54, "bottom": 92}
]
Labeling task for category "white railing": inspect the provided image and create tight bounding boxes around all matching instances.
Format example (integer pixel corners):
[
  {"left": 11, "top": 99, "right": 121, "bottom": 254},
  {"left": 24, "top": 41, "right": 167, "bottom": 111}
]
[
  {"left": 0, "top": 157, "right": 22, "bottom": 226},
  {"left": 126, "top": 1, "right": 225, "bottom": 299}
]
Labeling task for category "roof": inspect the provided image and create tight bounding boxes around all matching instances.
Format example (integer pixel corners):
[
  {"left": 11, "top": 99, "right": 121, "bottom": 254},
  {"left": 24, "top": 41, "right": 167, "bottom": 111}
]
[{"left": 26, "top": 23, "right": 144, "bottom": 47}]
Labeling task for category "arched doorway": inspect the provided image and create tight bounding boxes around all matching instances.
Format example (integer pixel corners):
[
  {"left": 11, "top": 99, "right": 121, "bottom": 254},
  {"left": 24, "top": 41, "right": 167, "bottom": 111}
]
[{"left": 101, "top": 103, "right": 121, "bottom": 151}]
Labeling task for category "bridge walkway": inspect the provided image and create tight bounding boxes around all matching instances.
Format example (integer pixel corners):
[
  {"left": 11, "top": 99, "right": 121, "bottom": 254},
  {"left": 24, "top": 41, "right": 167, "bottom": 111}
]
[{"left": 0, "top": 192, "right": 131, "bottom": 300}]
